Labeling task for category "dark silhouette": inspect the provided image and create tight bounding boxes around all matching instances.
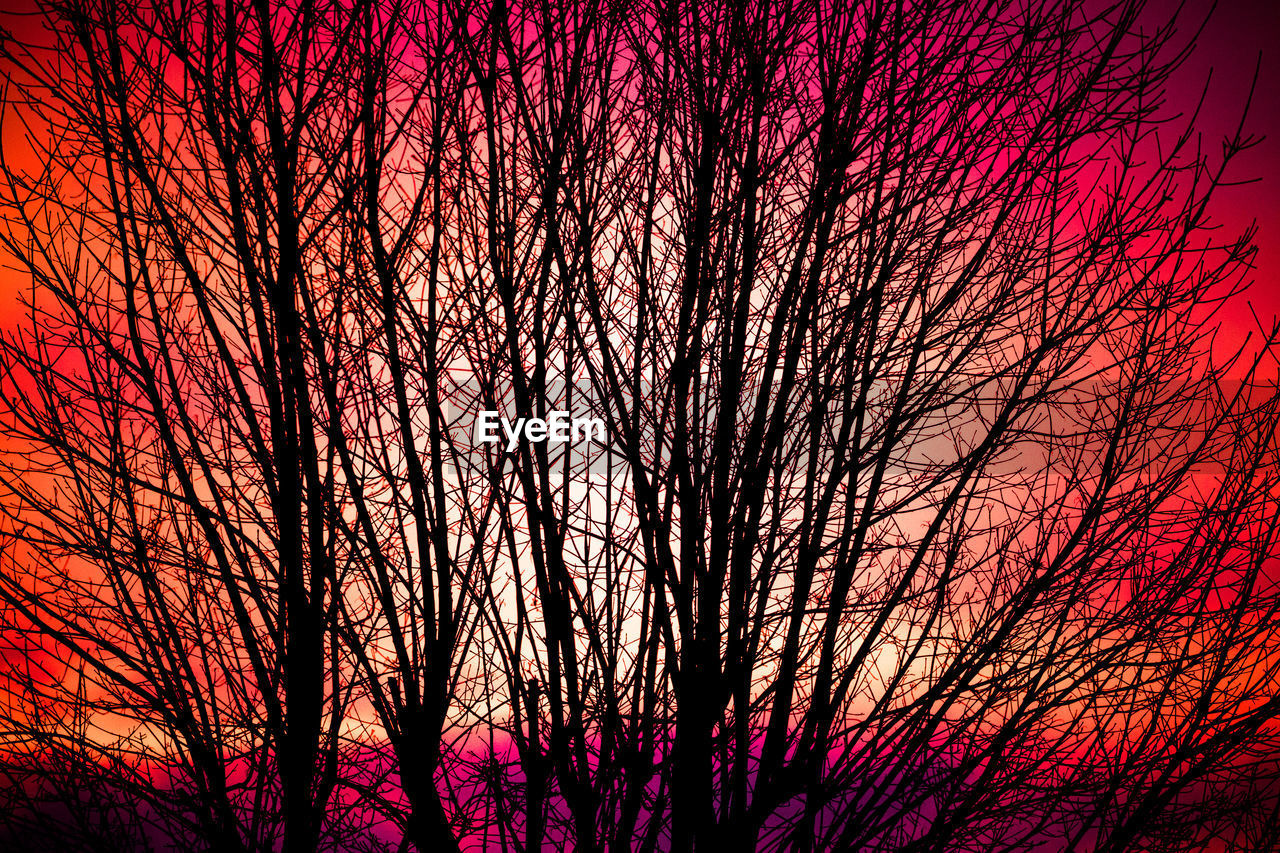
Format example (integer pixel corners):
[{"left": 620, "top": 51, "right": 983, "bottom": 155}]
[{"left": 1, "top": 0, "right": 1278, "bottom": 851}]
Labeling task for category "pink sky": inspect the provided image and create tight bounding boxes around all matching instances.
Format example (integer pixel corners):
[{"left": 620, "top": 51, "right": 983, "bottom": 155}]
[{"left": 1148, "top": 0, "right": 1280, "bottom": 348}]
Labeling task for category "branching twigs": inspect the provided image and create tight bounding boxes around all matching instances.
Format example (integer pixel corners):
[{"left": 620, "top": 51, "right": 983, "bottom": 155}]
[{"left": 1, "top": 1, "right": 1279, "bottom": 851}]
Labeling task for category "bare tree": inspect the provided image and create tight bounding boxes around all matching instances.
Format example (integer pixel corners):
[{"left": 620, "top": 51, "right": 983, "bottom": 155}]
[
  {"left": 2, "top": 0, "right": 1279, "bottom": 852},
  {"left": 0, "top": 1, "right": 452, "bottom": 849},
  {"left": 447, "top": 0, "right": 1280, "bottom": 850}
]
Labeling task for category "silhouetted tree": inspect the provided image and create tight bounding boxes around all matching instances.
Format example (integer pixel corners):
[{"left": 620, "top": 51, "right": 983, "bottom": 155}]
[
  {"left": 2, "top": 0, "right": 1279, "bottom": 851},
  {"left": 0, "top": 0, "right": 474, "bottom": 849}
]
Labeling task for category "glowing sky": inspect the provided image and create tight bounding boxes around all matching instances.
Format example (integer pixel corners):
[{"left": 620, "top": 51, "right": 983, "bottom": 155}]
[
  {"left": 1145, "top": 0, "right": 1280, "bottom": 351},
  {"left": 0, "top": 0, "right": 1272, "bottom": 347}
]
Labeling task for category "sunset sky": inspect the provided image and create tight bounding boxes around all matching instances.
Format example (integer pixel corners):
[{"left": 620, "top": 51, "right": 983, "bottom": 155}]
[
  {"left": 0, "top": 0, "right": 1272, "bottom": 353},
  {"left": 1152, "top": 0, "right": 1280, "bottom": 355},
  {"left": 1, "top": 1, "right": 1279, "bottom": 850}
]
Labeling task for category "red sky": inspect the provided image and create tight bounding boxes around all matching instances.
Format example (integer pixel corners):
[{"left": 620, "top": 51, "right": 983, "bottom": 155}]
[
  {"left": 1147, "top": 0, "right": 1280, "bottom": 350},
  {"left": 0, "top": 0, "right": 1276, "bottom": 338}
]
